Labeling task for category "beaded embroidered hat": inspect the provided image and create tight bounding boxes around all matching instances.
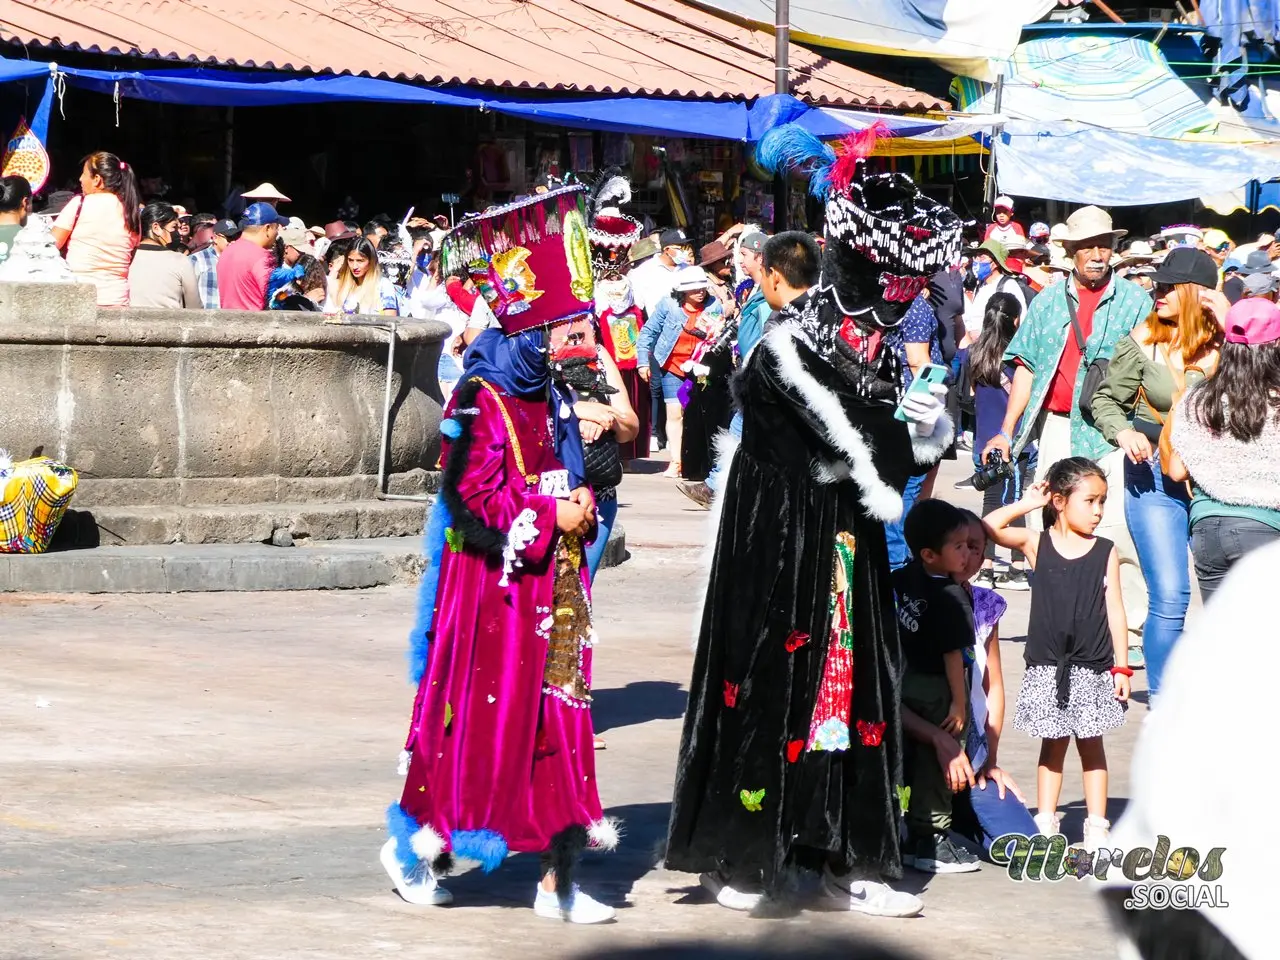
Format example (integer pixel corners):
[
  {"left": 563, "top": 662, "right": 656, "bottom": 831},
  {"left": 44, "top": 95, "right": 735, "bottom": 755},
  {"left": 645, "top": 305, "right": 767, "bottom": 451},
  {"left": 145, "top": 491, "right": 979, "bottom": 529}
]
[
  {"left": 440, "top": 185, "right": 595, "bottom": 336},
  {"left": 755, "top": 123, "right": 965, "bottom": 326},
  {"left": 586, "top": 168, "right": 643, "bottom": 278}
]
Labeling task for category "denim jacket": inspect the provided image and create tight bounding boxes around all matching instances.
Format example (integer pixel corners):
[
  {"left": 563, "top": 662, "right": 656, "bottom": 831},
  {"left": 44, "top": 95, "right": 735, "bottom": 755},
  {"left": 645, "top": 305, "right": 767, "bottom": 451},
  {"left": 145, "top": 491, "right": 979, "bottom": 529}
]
[
  {"left": 637, "top": 295, "right": 687, "bottom": 370},
  {"left": 1003, "top": 274, "right": 1151, "bottom": 461}
]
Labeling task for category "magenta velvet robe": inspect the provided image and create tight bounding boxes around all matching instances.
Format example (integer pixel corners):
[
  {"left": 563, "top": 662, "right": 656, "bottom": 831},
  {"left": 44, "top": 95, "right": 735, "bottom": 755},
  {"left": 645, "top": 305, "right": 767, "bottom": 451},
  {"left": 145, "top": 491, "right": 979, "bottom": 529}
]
[{"left": 398, "top": 386, "right": 604, "bottom": 857}]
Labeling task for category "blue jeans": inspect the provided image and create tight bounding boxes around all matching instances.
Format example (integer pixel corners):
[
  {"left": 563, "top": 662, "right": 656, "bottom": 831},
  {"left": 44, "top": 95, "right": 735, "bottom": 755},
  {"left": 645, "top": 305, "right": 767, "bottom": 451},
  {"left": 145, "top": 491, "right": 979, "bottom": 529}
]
[
  {"left": 649, "top": 356, "right": 667, "bottom": 445},
  {"left": 705, "top": 411, "right": 742, "bottom": 493},
  {"left": 1123, "top": 454, "right": 1191, "bottom": 697},
  {"left": 885, "top": 472, "right": 928, "bottom": 570},
  {"left": 954, "top": 779, "right": 1039, "bottom": 861},
  {"left": 585, "top": 496, "right": 618, "bottom": 582}
]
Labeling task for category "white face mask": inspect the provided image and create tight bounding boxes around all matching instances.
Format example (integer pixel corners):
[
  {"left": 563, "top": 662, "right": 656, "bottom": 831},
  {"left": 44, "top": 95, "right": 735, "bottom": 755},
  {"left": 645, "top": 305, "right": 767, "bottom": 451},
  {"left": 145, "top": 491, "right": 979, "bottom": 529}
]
[
  {"left": 670, "top": 247, "right": 694, "bottom": 266},
  {"left": 596, "top": 277, "right": 634, "bottom": 313}
]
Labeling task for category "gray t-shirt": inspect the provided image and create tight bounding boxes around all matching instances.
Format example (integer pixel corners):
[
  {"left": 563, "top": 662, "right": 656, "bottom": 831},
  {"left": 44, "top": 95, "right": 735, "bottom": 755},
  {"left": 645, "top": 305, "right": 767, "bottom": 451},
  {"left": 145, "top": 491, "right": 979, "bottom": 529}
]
[{"left": 127, "top": 246, "right": 201, "bottom": 308}]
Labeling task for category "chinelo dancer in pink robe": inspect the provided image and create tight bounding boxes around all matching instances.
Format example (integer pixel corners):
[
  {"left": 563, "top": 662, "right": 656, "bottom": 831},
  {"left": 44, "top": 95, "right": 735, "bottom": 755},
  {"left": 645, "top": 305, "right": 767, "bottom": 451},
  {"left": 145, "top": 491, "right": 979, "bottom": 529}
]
[{"left": 381, "top": 186, "right": 619, "bottom": 924}]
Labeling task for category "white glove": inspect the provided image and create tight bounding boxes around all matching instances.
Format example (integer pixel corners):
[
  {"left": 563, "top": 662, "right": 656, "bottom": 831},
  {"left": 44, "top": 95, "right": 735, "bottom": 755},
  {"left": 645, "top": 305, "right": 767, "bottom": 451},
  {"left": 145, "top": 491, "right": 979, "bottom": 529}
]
[{"left": 902, "top": 382, "right": 948, "bottom": 437}]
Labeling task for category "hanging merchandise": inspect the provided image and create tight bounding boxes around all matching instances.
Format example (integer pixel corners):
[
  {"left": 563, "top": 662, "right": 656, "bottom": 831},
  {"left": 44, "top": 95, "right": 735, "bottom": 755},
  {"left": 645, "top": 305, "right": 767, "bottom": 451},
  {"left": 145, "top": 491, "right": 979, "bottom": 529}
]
[{"left": 2, "top": 70, "right": 56, "bottom": 192}]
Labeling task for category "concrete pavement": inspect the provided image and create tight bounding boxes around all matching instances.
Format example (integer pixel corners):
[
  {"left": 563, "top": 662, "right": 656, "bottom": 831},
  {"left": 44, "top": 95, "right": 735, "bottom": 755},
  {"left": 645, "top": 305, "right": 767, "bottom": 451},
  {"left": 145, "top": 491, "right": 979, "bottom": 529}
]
[{"left": 0, "top": 456, "right": 1146, "bottom": 960}]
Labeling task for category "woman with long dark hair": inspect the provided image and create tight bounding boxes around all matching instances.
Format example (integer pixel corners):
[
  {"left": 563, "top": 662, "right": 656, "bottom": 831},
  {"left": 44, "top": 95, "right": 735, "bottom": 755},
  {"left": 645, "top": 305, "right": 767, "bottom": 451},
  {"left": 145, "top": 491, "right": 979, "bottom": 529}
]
[
  {"left": 1166, "top": 297, "right": 1280, "bottom": 601},
  {"left": 969, "top": 291, "right": 1032, "bottom": 590},
  {"left": 128, "top": 201, "right": 200, "bottom": 309},
  {"left": 1091, "top": 247, "right": 1221, "bottom": 695},
  {"left": 51, "top": 151, "right": 142, "bottom": 306}
]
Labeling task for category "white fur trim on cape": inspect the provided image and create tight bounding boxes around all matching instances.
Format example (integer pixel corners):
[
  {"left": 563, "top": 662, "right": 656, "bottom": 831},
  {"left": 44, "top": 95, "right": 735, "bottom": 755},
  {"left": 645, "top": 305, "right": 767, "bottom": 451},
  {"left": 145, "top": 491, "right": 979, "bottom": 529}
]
[
  {"left": 691, "top": 428, "right": 741, "bottom": 652},
  {"left": 911, "top": 409, "right": 955, "bottom": 467},
  {"left": 763, "top": 325, "right": 905, "bottom": 523},
  {"left": 587, "top": 816, "right": 622, "bottom": 851},
  {"left": 409, "top": 822, "right": 447, "bottom": 864}
]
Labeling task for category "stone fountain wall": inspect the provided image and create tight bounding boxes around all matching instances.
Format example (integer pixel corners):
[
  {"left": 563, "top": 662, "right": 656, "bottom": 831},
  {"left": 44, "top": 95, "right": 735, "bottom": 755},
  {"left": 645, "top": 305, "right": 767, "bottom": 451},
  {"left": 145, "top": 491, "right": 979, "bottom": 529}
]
[{"left": 0, "top": 281, "right": 449, "bottom": 545}]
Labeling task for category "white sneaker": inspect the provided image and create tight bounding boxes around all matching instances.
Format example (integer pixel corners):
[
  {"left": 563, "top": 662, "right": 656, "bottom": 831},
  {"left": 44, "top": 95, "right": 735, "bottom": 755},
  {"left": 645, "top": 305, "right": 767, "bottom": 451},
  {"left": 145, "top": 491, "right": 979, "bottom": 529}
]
[
  {"left": 1082, "top": 815, "right": 1111, "bottom": 853},
  {"left": 380, "top": 838, "right": 453, "bottom": 906},
  {"left": 1033, "top": 811, "right": 1062, "bottom": 837},
  {"left": 533, "top": 884, "right": 616, "bottom": 924},
  {"left": 821, "top": 868, "right": 923, "bottom": 918},
  {"left": 699, "top": 871, "right": 764, "bottom": 912}
]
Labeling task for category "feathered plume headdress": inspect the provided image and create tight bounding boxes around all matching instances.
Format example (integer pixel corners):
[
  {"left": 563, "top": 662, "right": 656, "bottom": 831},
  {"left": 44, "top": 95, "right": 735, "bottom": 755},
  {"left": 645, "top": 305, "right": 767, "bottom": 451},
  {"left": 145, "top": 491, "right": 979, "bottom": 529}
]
[
  {"left": 587, "top": 165, "right": 642, "bottom": 274},
  {"left": 755, "top": 122, "right": 964, "bottom": 277}
]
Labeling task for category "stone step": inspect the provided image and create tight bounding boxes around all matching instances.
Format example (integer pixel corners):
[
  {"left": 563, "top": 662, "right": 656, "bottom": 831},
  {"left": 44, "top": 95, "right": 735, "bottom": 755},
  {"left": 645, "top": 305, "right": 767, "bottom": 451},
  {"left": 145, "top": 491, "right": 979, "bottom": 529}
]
[
  {"left": 0, "top": 525, "right": 626, "bottom": 594},
  {"left": 59, "top": 498, "right": 430, "bottom": 547}
]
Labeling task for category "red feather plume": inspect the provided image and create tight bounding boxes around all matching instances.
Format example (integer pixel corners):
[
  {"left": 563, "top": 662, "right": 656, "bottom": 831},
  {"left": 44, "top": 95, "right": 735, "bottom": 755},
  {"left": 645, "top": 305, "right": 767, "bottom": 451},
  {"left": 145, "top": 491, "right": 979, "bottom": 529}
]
[{"left": 828, "top": 122, "right": 889, "bottom": 196}]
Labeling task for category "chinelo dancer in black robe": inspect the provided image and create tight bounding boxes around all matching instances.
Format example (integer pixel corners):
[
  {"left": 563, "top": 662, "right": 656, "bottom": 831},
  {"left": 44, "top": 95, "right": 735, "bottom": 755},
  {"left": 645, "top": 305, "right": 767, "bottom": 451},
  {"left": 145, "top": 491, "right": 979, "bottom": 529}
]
[{"left": 664, "top": 123, "right": 966, "bottom": 917}]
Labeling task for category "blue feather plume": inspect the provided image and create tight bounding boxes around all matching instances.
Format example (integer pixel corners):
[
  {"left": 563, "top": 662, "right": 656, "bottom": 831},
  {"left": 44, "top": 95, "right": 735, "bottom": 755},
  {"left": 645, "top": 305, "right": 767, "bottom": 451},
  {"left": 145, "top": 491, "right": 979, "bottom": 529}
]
[
  {"left": 386, "top": 802, "right": 422, "bottom": 875},
  {"left": 451, "top": 829, "right": 509, "bottom": 873},
  {"left": 755, "top": 123, "right": 837, "bottom": 199},
  {"left": 408, "top": 495, "right": 451, "bottom": 684}
]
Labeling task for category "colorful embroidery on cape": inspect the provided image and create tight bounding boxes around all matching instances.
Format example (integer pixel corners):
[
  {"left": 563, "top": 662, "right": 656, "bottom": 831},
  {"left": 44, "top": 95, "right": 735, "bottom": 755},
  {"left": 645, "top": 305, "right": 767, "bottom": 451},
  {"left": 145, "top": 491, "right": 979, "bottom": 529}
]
[{"left": 807, "top": 532, "right": 856, "bottom": 752}]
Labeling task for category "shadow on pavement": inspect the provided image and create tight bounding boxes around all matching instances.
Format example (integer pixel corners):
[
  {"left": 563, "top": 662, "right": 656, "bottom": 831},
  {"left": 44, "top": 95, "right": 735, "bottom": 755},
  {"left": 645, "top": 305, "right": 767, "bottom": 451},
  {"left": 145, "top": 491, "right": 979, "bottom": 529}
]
[{"left": 592, "top": 680, "right": 687, "bottom": 735}]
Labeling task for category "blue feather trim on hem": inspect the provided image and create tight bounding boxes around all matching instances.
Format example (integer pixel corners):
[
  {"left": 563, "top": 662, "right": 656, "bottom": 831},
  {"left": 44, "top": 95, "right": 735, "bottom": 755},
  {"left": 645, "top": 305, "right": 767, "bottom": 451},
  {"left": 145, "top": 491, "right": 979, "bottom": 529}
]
[
  {"left": 386, "top": 802, "right": 422, "bottom": 876},
  {"left": 451, "top": 829, "right": 509, "bottom": 873}
]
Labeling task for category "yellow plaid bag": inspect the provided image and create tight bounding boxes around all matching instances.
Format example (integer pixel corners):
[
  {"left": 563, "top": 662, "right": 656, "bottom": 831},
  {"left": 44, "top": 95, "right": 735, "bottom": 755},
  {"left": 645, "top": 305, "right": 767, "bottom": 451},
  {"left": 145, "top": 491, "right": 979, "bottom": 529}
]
[{"left": 0, "top": 453, "right": 79, "bottom": 554}]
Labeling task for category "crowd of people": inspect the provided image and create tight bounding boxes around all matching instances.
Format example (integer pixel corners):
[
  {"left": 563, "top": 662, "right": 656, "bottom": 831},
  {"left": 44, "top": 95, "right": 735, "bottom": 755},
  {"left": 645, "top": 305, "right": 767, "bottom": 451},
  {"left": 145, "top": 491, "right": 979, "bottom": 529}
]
[{"left": 4, "top": 143, "right": 1265, "bottom": 952}]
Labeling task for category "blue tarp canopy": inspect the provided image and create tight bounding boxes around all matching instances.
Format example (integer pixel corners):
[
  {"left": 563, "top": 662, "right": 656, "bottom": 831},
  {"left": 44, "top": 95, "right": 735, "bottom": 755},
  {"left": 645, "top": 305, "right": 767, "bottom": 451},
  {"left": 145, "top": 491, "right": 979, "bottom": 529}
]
[
  {"left": 0, "top": 56, "right": 957, "bottom": 143},
  {"left": 57, "top": 67, "right": 484, "bottom": 109},
  {"left": 995, "top": 119, "right": 1280, "bottom": 205}
]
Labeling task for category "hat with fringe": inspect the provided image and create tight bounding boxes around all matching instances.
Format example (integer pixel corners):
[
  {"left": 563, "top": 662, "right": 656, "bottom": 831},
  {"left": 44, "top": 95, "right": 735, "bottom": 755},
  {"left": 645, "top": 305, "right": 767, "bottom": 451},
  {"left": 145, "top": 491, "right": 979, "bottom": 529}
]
[
  {"left": 755, "top": 123, "right": 965, "bottom": 285},
  {"left": 440, "top": 185, "right": 595, "bottom": 336}
]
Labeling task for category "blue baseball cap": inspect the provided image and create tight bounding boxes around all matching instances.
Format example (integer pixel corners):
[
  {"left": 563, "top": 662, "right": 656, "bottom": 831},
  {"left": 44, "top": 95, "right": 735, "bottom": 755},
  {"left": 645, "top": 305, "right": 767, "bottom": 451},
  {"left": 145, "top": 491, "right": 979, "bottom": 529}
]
[{"left": 239, "top": 201, "right": 289, "bottom": 228}]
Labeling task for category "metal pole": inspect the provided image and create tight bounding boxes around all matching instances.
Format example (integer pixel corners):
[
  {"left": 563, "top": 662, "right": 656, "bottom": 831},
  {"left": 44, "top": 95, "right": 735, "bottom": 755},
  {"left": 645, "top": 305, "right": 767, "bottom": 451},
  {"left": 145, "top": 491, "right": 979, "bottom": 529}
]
[
  {"left": 983, "top": 70, "right": 1005, "bottom": 214},
  {"left": 223, "top": 107, "right": 235, "bottom": 203},
  {"left": 773, "top": 0, "right": 791, "bottom": 233}
]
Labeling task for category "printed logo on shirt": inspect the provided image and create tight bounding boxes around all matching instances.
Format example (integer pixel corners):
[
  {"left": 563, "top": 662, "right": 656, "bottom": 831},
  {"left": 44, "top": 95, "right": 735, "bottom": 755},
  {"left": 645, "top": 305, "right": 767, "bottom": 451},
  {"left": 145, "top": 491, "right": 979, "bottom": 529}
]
[{"left": 897, "top": 597, "right": 926, "bottom": 634}]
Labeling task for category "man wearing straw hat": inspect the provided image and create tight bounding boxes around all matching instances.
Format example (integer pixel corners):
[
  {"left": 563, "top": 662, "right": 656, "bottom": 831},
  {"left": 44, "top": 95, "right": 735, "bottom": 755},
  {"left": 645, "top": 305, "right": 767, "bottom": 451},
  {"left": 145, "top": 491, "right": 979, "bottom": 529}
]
[{"left": 982, "top": 205, "right": 1151, "bottom": 650}]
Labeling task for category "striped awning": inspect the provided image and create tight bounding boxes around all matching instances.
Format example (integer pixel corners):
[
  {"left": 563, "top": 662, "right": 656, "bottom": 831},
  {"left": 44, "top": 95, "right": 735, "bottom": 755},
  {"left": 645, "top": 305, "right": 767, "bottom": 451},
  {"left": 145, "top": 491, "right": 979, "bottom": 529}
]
[{"left": 952, "top": 36, "right": 1218, "bottom": 139}]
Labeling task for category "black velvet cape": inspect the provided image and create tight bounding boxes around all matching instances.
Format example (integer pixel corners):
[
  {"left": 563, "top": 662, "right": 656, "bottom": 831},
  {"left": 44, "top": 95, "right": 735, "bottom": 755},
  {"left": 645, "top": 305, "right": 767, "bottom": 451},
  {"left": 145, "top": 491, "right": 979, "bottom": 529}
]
[
  {"left": 679, "top": 345, "right": 736, "bottom": 482},
  {"left": 664, "top": 324, "right": 944, "bottom": 897}
]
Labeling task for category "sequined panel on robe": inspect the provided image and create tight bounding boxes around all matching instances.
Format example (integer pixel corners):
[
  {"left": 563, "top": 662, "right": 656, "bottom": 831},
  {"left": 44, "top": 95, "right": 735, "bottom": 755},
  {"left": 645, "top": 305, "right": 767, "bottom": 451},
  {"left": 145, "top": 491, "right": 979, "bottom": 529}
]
[
  {"left": 543, "top": 533, "right": 593, "bottom": 707},
  {"left": 807, "top": 532, "right": 856, "bottom": 752}
]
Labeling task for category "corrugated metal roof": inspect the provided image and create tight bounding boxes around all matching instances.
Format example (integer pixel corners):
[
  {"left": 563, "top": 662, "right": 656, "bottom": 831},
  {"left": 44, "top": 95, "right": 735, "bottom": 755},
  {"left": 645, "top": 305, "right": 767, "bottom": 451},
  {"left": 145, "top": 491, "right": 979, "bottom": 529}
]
[{"left": 0, "top": 0, "right": 944, "bottom": 109}]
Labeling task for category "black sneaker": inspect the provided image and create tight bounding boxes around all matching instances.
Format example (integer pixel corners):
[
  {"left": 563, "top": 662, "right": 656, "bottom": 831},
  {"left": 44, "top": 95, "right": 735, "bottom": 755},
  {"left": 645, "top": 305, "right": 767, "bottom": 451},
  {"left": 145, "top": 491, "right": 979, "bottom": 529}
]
[
  {"left": 975, "top": 567, "right": 997, "bottom": 590},
  {"left": 903, "top": 834, "right": 981, "bottom": 874},
  {"left": 953, "top": 475, "right": 976, "bottom": 490},
  {"left": 996, "top": 568, "right": 1030, "bottom": 592}
]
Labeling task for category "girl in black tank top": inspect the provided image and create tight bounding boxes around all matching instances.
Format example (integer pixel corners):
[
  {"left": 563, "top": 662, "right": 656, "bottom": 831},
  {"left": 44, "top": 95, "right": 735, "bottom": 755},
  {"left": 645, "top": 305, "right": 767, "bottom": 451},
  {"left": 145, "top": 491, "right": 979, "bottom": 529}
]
[{"left": 983, "top": 457, "right": 1131, "bottom": 854}]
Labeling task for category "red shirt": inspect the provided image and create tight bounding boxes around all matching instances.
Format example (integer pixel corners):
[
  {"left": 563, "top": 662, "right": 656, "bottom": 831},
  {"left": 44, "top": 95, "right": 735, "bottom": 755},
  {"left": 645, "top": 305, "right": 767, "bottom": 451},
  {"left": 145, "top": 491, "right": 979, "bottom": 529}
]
[
  {"left": 216, "top": 238, "right": 273, "bottom": 311},
  {"left": 1045, "top": 281, "right": 1105, "bottom": 414}
]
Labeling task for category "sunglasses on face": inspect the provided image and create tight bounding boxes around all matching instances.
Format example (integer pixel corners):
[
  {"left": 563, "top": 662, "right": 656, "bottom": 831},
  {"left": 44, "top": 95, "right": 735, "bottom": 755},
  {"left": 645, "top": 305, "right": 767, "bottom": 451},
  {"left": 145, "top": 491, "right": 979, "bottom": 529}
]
[{"left": 1153, "top": 282, "right": 1175, "bottom": 297}]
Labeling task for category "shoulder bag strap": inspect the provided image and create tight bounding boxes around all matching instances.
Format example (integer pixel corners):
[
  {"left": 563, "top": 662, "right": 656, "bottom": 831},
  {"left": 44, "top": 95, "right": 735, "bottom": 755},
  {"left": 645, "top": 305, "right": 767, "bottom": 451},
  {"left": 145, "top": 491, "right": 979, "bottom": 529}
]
[
  {"left": 1065, "top": 292, "right": 1087, "bottom": 355},
  {"left": 58, "top": 195, "right": 84, "bottom": 258}
]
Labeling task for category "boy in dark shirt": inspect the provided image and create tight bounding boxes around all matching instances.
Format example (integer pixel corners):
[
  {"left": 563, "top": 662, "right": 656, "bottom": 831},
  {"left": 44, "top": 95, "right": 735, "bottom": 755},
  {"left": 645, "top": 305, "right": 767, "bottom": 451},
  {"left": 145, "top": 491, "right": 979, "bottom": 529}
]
[{"left": 893, "top": 498, "right": 980, "bottom": 874}]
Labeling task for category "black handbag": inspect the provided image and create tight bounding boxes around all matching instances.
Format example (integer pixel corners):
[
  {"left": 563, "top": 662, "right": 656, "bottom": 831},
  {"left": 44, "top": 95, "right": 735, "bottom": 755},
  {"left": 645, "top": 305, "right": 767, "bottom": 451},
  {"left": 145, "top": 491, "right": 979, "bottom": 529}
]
[
  {"left": 1067, "top": 294, "right": 1110, "bottom": 425},
  {"left": 582, "top": 432, "right": 623, "bottom": 489}
]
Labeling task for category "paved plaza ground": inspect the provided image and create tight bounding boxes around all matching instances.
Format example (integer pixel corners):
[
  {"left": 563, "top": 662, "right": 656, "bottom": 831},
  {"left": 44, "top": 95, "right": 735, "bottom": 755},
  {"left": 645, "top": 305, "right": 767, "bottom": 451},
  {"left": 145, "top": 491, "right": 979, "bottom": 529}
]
[{"left": 0, "top": 458, "right": 1147, "bottom": 960}]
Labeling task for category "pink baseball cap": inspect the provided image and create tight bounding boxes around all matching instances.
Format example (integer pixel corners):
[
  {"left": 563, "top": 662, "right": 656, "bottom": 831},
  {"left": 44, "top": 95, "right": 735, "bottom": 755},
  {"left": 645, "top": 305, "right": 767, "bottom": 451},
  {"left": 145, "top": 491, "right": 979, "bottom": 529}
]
[{"left": 1224, "top": 298, "right": 1280, "bottom": 345}]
